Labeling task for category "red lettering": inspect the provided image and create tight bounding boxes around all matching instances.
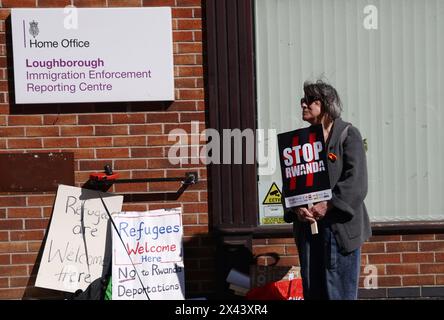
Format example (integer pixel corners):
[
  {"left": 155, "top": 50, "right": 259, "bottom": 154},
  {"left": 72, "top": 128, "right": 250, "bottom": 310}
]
[
  {"left": 126, "top": 242, "right": 138, "bottom": 255},
  {"left": 305, "top": 133, "right": 317, "bottom": 187},
  {"left": 125, "top": 242, "right": 179, "bottom": 255},
  {"left": 289, "top": 136, "right": 299, "bottom": 191},
  {"left": 137, "top": 243, "right": 144, "bottom": 254}
]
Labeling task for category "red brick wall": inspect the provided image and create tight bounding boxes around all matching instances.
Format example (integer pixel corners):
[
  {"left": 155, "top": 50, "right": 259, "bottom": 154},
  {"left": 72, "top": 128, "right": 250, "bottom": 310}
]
[
  {"left": 0, "top": 0, "right": 212, "bottom": 299},
  {"left": 253, "top": 234, "right": 444, "bottom": 292}
]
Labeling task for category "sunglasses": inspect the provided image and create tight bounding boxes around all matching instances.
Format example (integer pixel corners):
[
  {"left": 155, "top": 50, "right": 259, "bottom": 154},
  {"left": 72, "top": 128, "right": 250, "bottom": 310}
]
[{"left": 300, "top": 96, "right": 320, "bottom": 106}]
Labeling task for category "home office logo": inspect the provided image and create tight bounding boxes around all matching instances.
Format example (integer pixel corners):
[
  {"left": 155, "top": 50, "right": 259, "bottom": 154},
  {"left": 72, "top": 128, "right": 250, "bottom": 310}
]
[{"left": 29, "top": 20, "right": 39, "bottom": 38}]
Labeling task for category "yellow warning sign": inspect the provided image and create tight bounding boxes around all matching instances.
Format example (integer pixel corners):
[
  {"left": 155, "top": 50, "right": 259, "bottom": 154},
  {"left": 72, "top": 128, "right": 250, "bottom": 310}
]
[{"left": 262, "top": 183, "right": 282, "bottom": 205}]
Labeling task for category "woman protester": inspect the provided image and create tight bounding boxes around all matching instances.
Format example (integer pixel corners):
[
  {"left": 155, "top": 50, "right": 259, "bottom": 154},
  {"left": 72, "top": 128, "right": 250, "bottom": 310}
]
[{"left": 284, "top": 80, "right": 372, "bottom": 300}]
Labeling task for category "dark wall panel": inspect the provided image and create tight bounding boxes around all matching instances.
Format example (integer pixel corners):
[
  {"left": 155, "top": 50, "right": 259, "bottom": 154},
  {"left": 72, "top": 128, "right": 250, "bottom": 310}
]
[
  {"left": 205, "top": 0, "right": 258, "bottom": 230},
  {"left": 0, "top": 152, "right": 74, "bottom": 192}
]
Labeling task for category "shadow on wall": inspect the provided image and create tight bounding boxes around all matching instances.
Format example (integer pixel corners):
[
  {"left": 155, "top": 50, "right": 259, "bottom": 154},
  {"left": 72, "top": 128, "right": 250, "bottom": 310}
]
[
  {"left": 213, "top": 242, "right": 255, "bottom": 300},
  {"left": 4, "top": 16, "right": 174, "bottom": 115}
]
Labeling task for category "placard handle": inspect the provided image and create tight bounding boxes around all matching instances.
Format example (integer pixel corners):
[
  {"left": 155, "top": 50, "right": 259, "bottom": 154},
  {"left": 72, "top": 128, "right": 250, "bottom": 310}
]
[{"left": 307, "top": 203, "right": 318, "bottom": 235}]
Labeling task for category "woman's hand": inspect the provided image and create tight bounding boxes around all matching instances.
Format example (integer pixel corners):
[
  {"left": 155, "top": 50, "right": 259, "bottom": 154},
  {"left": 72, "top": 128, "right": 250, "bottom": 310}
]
[
  {"left": 293, "top": 207, "right": 317, "bottom": 223},
  {"left": 309, "top": 201, "right": 332, "bottom": 220}
]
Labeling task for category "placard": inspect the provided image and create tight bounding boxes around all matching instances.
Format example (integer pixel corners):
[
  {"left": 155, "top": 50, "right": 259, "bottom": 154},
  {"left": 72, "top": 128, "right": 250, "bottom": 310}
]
[
  {"left": 35, "top": 185, "right": 123, "bottom": 293},
  {"left": 277, "top": 124, "right": 332, "bottom": 207},
  {"left": 112, "top": 208, "right": 185, "bottom": 300},
  {"left": 11, "top": 8, "right": 174, "bottom": 104}
]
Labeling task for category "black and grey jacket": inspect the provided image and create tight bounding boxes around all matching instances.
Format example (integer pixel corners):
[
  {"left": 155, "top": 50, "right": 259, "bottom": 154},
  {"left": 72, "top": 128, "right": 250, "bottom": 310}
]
[{"left": 284, "top": 118, "right": 372, "bottom": 253}]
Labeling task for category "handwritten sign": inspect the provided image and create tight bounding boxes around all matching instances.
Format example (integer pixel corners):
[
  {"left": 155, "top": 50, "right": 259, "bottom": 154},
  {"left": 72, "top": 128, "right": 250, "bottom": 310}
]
[
  {"left": 112, "top": 208, "right": 185, "bottom": 300},
  {"left": 35, "top": 185, "right": 123, "bottom": 293},
  {"left": 277, "top": 124, "right": 332, "bottom": 207}
]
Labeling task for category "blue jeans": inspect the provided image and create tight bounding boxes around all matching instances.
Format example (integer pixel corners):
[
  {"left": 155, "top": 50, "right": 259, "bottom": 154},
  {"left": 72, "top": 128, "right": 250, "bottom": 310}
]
[{"left": 296, "top": 222, "right": 361, "bottom": 300}]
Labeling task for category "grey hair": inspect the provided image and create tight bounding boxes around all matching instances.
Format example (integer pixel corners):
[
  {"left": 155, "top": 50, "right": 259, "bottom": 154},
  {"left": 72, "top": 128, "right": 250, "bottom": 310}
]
[{"left": 303, "top": 80, "right": 343, "bottom": 119}]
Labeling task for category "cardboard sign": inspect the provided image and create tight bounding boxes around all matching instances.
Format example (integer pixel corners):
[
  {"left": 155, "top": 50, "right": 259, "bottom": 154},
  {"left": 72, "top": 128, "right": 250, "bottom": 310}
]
[
  {"left": 277, "top": 124, "right": 332, "bottom": 207},
  {"left": 11, "top": 8, "right": 174, "bottom": 104},
  {"left": 35, "top": 185, "right": 123, "bottom": 293},
  {"left": 112, "top": 208, "right": 185, "bottom": 300}
]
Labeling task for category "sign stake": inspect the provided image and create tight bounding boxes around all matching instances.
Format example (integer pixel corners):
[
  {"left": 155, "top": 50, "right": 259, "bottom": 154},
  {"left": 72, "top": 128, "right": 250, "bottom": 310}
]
[{"left": 307, "top": 203, "right": 318, "bottom": 235}]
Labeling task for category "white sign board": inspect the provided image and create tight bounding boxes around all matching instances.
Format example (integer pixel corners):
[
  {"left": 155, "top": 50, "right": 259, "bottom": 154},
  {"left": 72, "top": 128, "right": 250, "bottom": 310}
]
[
  {"left": 35, "top": 185, "right": 123, "bottom": 293},
  {"left": 112, "top": 208, "right": 185, "bottom": 300},
  {"left": 11, "top": 8, "right": 174, "bottom": 104}
]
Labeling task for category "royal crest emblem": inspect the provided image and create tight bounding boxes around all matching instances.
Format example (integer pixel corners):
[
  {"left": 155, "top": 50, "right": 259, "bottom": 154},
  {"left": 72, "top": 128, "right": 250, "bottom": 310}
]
[{"left": 29, "top": 20, "right": 39, "bottom": 38}]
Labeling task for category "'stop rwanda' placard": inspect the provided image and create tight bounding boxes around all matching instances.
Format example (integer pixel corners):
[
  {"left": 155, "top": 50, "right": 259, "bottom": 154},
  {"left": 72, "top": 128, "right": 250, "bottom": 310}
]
[{"left": 11, "top": 8, "right": 174, "bottom": 104}]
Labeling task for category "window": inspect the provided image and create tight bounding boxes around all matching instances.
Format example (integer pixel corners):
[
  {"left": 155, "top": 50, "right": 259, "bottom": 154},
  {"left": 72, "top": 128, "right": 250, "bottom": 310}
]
[{"left": 255, "top": 0, "right": 444, "bottom": 223}]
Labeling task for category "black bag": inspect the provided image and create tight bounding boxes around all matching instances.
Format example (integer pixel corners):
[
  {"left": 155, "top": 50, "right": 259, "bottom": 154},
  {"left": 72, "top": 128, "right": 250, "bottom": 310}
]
[{"left": 71, "top": 276, "right": 109, "bottom": 300}]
